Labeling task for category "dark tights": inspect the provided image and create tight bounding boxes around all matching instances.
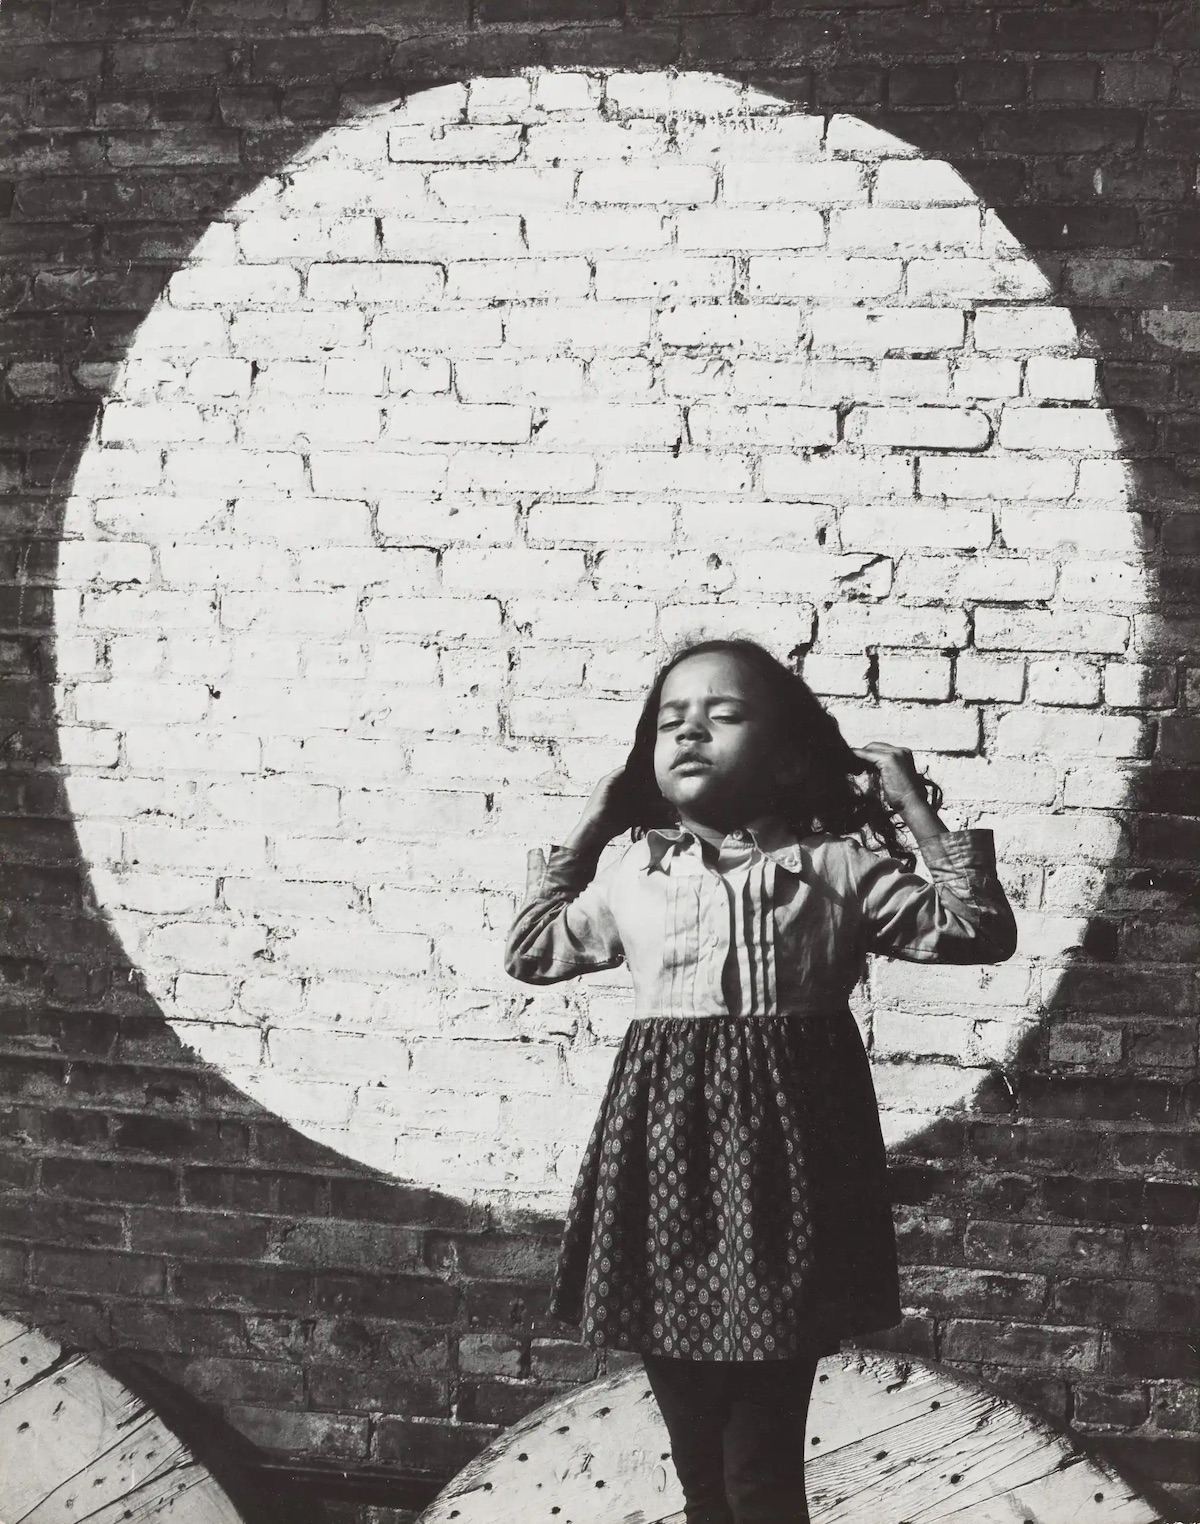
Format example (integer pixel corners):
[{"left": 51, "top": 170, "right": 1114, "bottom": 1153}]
[{"left": 643, "top": 1354, "right": 820, "bottom": 1524}]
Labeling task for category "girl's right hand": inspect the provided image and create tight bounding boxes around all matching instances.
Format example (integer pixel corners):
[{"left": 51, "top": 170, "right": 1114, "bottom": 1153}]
[{"left": 562, "top": 767, "right": 635, "bottom": 853}]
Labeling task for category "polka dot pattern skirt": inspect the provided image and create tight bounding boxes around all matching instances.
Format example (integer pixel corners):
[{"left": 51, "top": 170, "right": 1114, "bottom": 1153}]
[{"left": 550, "top": 1012, "right": 902, "bottom": 1361}]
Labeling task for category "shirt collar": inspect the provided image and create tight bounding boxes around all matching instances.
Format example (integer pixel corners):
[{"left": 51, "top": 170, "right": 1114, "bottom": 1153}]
[{"left": 644, "top": 813, "right": 804, "bottom": 875}]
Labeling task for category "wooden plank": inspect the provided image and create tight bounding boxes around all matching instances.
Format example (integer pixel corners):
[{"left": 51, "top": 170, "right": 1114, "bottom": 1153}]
[
  {"left": 419, "top": 1353, "right": 1163, "bottom": 1524},
  {"left": 0, "top": 1316, "right": 244, "bottom": 1524}
]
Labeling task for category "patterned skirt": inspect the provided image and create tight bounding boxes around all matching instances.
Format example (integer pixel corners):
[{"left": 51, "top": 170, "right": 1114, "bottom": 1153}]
[{"left": 550, "top": 1010, "right": 901, "bottom": 1361}]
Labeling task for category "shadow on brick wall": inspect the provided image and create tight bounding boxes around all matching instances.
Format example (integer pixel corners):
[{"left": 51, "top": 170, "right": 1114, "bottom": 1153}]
[{"left": 0, "top": 1, "right": 1197, "bottom": 1519}]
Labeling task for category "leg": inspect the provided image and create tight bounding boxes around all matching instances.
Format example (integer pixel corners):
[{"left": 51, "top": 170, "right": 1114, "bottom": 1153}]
[
  {"left": 724, "top": 1356, "right": 821, "bottom": 1524},
  {"left": 643, "top": 1355, "right": 735, "bottom": 1524}
]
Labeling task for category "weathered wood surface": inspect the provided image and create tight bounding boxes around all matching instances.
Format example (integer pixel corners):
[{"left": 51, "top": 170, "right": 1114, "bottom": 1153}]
[
  {"left": 0, "top": 1314, "right": 245, "bottom": 1524},
  {"left": 419, "top": 1351, "right": 1162, "bottom": 1524}
]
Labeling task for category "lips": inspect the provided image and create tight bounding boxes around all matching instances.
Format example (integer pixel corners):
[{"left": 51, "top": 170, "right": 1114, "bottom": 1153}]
[{"left": 672, "top": 751, "right": 710, "bottom": 770}]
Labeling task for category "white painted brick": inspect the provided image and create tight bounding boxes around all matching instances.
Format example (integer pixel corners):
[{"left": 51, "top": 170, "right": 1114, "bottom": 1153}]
[
  {"left": 533, "top": 405, "right": 682, "bottom": 450},
  {"left": 873, "top": 159, "right": 974, "bottom": 205},
  {"left": 897, "top": 556, "right": 1053, "bottom": 603},
  {"left": 985, "top": 812, "right": 1125, "bottom": 862},
  {"left": 677, "top": 500, "right": 829, "bottom": 545},
  {"left": 533, "top": 70, "right": 599, "bottom": 114},
  {"left": 721, "top": 162, "right": 866, "bottom": 205},
  {"left": 250, "top": 359, "right": 321, "bottom": 396},
  {"left": 232, "top": 309, "right": 365, "bottom": 358},
  {"left": 388, "top": 124, "right": 521, "bottom": 163},
  {"left": 1103, "top": 662, "right": 1176, "bottom": 709},
  {"left": 508, "top": 598, "right": 656, "bottom": 644},
  {"left": 73, "top": 447, "right": 162, "bottom": 497},
  {"left": 687, "top": 405, "right": 836, "bottom": 449},
  {"left": 973, "top": 308, "right": 1079, "bottom": 352},
  {"left": 55, "top": 540, "right": 156, "bottom": 586},
  {"left": 187, "top": 357, "right": 253, "bottom": 400},
  {"left": 810, "top": 308, "right": 965, "bottom": 356},
  {"left": 594, "top": 256, "right": 734, "bottom": 301},
  {"left": 523, "top": 208, "right": 668, "bottom": 255},
  {"left": 603, "top": 72, "right": 672, "bottom": 115},
  {"left": 429, "top": 166, "right": 576, "bottom": 210},
  {"left": 373, "top": 309, "right": 504, "bottom": 352},
  {"left": 169, "top": 266, "right": 300, "bottom": 307},
  {"left": 361, "top": 596, "right": 501, "bottom": 638},
  {"left": 1058, "top": 560, "right": 1145, "bottom": 603},
  {"left": 801, "top": 654, "right": 870, "bottom": 697},
  {"left": 454, "top": 357, "right": 584, "bottom": 402},
  {"left": 998, "top": 406, "right": 1122, "bottom": 453},
  {"left": 821, "top": 603, "right": 969, "bottom": 651},
  {"left": 591, "top": 548, "right": 730, "bottom": 599},
  {"left": 737, "top": 550, "right": 893, "bottom": 601},
  {"left": 578, "top": 164, "right": 716, "bottom": 205},
  {"left": 995, "top": 709, "right": 1147, "bottom": 758},
  {"left": 234, "top": 497, "right": 373, "bottom": 546},
  {"left": 748, "top": 257, "right": 901, "bottom": 303},
  {"left": 131, "top": 823, "right": 267, "bottom": 872},
  {"left": 678, "top": 207, "right": 824, "bottom": 251},
  {"left": 125, "top": 727, "right": 259, "bottom": 774},
  {"left": 101, "top": 401, "right": 230, "bottom": 445},
  {"left": 952, "top": 358, "right": 1022, "bottom": 399},
  {"left": 829, "top": 701, "right": 979, "bottom": 754},
  {"left": 975, "top": 608, "right": 1129, "bottom": 655},
  {"left": 221, "top": 590, "right": 358, "bottom": 634},
  {"left": 377, "top": 496, "right": 514, "bottom": 545},
  {"left": 878, "top": 360, "right": 949, "bottom": 400},
  {"left": 465, "top": 75, "right": 528, "bottom": 121},
  {"left": 584, "top": 647, "right": 658, "bottom": 693},
  {"left": 762, "top": 454, "right": 914, "bottom": 502},
  {"left": 600, "top": 450, "right": 751, "bottom": 494},
  {"left": 380, "top": 216, "right": 524, "bottom": 260},
  {"left": 659, "top": 305, "right": 803, "bottom": 352},
  {"left": 306, "top": 262, "right": 443, "bottom": 305},
  {"left": 325, "top": 356, "right": 386, "bottom": 394},
  {"left": 922, "top": 455, "right": 1075, "bottom": 501},
  {"left": 504, "top": 304, "right": 651, "bottom": 352},
  {"left": 1028, "top": 658, "right": 1103, "bottom": 707},
  {"left": 81, "top": 588, "right": 217, "bottom": 634},
  {"left": 831, "top": 207, "right": 981, "bottom": 254},
  {"left": 446, "top": 449, "right": 594, "bottom": 493},
  {"left": 907, "top": 258, "right": 1053, "bottom": 303},
  {"left": 1025, "top": 357, "right": 1097, "bottom": 401},
  {"left": 526, "top": 119, "right": 668, "bottom": 161},
  {"left": 509, "top": 695, "right": 642, "bottom": 741},
  {"left": 237, "top": 216, "right": 376, "bottom": 262},
  {"left": 1000, "top": 507, "right": 1148, "bottom": 556},
  {"left": 135, "top": 306, "right": 230, "bottom": 355},
  {"left": 845, "top": 406, "right": 990, "bottom": 450},
  {"left": 933, "top": 756, "right": 1055, "bottom": 804},
  {"left": 1061, "top": 765, "right": 1145, "bottom": 810},
  {"left": 242, "top": 397, "right": 381, "bottom": 446},
  {"left": 310, "top": 450, "right": 447, "bottom": 495},
  {"left": 384, "top": 401, "right": 530, "bottom": 445},
  {"left": 442, "top": 547, "right": 586, "bottom": 594},
  {"left": 878, "top": 655, "right": 951, "bottom": 702},
  {"left": 676, "top": 116, "right": 825, "bottom": 163},
  {"left": 410, "top": 739, "right": 551, "bottom": 785},
  {"left": 447, "top": 258, "right": 591, "bottom": 302}
]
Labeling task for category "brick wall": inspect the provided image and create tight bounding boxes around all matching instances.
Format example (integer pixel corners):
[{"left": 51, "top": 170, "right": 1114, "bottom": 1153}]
[{"left": 1, "top": 3, "right": 1198, "bottom": 1521}]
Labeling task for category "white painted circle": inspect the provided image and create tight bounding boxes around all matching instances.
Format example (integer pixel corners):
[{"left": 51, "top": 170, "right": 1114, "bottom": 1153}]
[{"left": 56, "top": 71, "right": 1142, "bottom": 1212}]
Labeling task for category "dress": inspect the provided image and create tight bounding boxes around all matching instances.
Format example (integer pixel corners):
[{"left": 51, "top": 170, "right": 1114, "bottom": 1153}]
[{"left": 504, "top": 814, "right": 1018, "bottom": 1362}]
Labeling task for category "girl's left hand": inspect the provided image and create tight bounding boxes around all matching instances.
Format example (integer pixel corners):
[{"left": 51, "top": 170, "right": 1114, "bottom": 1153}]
[{"left": 852, "top": 742, "right": 926, "bottom": 811}]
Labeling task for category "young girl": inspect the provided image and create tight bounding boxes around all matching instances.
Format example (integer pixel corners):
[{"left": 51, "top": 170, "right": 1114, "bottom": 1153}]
[{"left": 504, "top": 638, "right": 1018, "bottom": 1524}]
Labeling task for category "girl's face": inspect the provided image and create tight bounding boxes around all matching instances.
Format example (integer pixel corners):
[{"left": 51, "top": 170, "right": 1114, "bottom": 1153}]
[{"left": 653, "top": 652, "right": 785, "bottom": 833}]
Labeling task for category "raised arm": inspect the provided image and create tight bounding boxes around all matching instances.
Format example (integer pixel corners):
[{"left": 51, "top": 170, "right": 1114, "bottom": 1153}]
[
  {"left": 503, "top": 767, "right": 634, "bottom": 985},
  {"left": 851, "top": 741, "right": 1018, "bottom": 965}
]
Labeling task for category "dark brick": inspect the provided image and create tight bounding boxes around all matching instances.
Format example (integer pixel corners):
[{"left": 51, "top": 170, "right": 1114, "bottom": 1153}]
[
  {"left": 815, "top": 68, "right": 886, "bottom": 110},
  {"left": 0, "top": 44, "right": 104, "bottom": 82},
  {"left": 174, "top": 1261, "right": 312, "bottom": 1312},
  {"left": 1136, "top": 817, "right": 1200, "bottom": 862},
  {"left": 32, "top": 1246, "right": 166, "bottom": 1297},
  {"left": 1047, "top": 967, "right": 1192, "bottom": 1019},
  {"left": 308, "top": 1364, "right": 449, "bottom": 1414},
  {"left": 327, "top": 1177, "right": 485, "bottom": 1232},
  {"left": 1001, "top": 206, "right": 1138, "bottom": 251},
  {"left": 130, "top": 1206, "right": 275, "bottom": 1259},
  {"left": 1151, "top": 1383, "right": 1200, "bottom": 1432},
  {"left": 372, "top": 1415, "right": 498, "bottom": 1472},
  {"left": 958, "top": 62, "right": 1024, "bottom": 104},
  {"left": 964, "top": 1219, "right": 1127, "bottom": 1274},
  {"left": 1112, "top": 1131, "right": 1200, "bottom": 1176},
  {"left": 106, "top": 127, "right": 242, "bottom": 169},
  {"left": 1031, "top": 61, "right": 1098, "bottom": 103},
  {"left": 314, "top": 1272, "right": 458, "bottom": 1323},
  {"left": 31, "top": 267, "right": 167, "bottom": 312},
  {"left": 1109, "top": 1330, "right": 1200, "bottom": 1380},
  {"left": 191, "top": 0, "right": 325, "bottom": 23},
  {"left": 457, "top": 1375, "right": 563, "bottom": 1427},
  {"left": 1099, "top": 1435, "right": 1200, "bottom": 1486},
  {"left": 900, "top": 1264, "right": 1046, "bottom": 1317},
  {"left": 463, "top": 1279, "right": 558, "bottom": 1338},
  {"left": 477, "top": 0, "right": 620, "bottom": 18},
  {"left": 1076, "top": 1381, "right": 1150, "bottom": 1427},
  {"left": 111, "top": 1302, "right": 246, "bottom": 1354},
  {"left": 1043, "top": 1175, "right": 1200, "bottom": 1227},
  {"left": 680, "top": 17, "right": 836, "bottom": 67},
  {"left": 42, "top": 1155, "right": 178, "bottom": 1205},
  {"left": 967, "top": 1121, "right": 1103, "bottom": 1171},
  {"left": 889, "top": 65, "right": 956, "bottom": 108},
  {"left": 852, "top": 11, "right": 993, "bottom": 54},
  {"left": 175, "top": 1353, "right": 305, "bottom": 1407},
  {"left": 943, "top": 1319, "right": 1101, "bottom": 1372},
  {"left": 110, "top": 41, "right": 235, "bottom": 82},
  {"left": 1002, "top": 10, "right": 1158, "bottom": 53},
  {"left": 1146, "top": 112, "right": 1200, "bottom": 156},
  {"left": 0, "top": 1194, "right": 124, "bottom": 1247},
  {"left": 982, "top": 110, "right": 1141, "bottom": 155},
  {"left": 253, "top": 35, "right": 393, "bottom": 80},
  {"left": 229, "top": 1405, "right": 369, "bottom": 1460},
  {"left": 271, "top": 1217, "right": 423, "bottom": 1272},
  {"left": 425, "top": 1232, "right": 558, "bottom": 1282}
]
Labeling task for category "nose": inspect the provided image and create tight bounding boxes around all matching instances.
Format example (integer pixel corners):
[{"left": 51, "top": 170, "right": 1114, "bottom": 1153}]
[{"left": 675, "top": 709, "right": 708, "bottom": 741}]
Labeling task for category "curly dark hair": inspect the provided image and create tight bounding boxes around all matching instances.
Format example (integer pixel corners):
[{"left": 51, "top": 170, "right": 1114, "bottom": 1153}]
[{"left": 616, "top": 637, "right": 942, "bottom": 872}]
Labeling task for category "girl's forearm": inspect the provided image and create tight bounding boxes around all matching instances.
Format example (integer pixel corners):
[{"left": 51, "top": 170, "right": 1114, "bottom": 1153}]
[{"left": 895, "top": 791, "right": 950, "bottom": 846}]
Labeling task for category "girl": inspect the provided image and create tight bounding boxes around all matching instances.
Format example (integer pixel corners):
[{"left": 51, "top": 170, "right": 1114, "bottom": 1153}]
[{"left": 504, "top": 638, "right": 1018, "bottom": 1524}]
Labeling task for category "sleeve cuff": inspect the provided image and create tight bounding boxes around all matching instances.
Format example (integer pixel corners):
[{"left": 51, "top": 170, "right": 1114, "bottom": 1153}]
[
  {"left": 918, "top": 827, "right": 998, "bottom": 872},
  {"left": 537, "top": 842, "right": 604, "bottom": 892}
]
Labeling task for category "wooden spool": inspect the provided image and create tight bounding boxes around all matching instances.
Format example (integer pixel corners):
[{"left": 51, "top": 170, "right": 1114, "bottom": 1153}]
[
  {"left": 420, "top": 1351, "right": 1162, "bottom": 1524},
  {"left": 0, "top": 1314, "right": 245, "bottom": 1524}
]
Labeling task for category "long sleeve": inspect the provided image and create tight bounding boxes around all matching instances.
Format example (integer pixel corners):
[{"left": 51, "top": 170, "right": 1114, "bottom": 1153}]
[
  {"left": 504, "top": 842, "right": 627, "bottom": 985},
  {"left": 854, "top": 828, "right": 1018, "bottom": 965}
]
